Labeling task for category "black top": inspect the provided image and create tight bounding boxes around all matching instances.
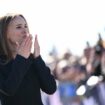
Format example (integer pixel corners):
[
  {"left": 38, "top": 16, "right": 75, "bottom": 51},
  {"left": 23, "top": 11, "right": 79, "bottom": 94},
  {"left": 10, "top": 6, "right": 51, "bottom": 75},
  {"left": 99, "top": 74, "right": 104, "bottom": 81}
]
[{"left": 0, "top": 54, "right": 57, "bottom": 105}]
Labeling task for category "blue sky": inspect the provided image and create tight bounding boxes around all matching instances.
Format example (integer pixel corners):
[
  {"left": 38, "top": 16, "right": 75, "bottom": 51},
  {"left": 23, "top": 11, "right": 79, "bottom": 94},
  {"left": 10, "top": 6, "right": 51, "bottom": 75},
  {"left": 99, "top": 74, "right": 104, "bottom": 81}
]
[{"left": 0, "top": 0, "right": 105, "bottom": 59}]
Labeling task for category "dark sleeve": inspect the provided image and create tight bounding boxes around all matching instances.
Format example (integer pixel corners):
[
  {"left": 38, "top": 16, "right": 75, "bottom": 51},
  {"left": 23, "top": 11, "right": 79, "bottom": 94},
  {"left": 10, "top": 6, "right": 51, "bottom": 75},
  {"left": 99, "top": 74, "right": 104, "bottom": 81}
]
[
  {"left": 33, "top": 55, "right": 57, "bottom": 94},
  {"left": 0, "top": 54, "right": 32, "bottom": 96}
]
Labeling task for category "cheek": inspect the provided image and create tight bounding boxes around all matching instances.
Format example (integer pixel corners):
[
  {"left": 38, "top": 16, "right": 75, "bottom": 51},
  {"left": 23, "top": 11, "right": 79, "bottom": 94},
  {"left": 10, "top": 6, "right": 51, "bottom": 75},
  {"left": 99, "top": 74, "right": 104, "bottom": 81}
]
[
  {"left": 15, "top": 33, "right": 22, "bottom": 43},
  {"left": 8, "top": 32, "right": 20, "bottom": 43}
]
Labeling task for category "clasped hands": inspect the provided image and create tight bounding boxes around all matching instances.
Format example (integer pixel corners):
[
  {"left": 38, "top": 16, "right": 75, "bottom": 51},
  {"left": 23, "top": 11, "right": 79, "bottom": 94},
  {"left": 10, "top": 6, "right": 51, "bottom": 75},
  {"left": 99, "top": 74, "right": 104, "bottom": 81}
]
[{"left": 17, "top": 34, "right": 40, "bottom": 59}]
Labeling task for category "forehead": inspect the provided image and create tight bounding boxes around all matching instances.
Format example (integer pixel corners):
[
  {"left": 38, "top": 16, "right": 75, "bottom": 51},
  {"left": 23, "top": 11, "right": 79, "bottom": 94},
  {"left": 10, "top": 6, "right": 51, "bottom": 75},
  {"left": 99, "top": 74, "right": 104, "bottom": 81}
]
[{"left": 9, "top": 16, "right": 27, "bottom": 25}]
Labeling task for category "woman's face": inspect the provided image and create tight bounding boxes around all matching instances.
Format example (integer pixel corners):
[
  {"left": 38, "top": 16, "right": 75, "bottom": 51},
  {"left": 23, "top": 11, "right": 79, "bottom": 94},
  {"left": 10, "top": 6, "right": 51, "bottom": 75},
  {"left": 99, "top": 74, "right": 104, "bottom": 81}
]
[{"left": 7, "top": 16, "right": 29, "bottom": 46}]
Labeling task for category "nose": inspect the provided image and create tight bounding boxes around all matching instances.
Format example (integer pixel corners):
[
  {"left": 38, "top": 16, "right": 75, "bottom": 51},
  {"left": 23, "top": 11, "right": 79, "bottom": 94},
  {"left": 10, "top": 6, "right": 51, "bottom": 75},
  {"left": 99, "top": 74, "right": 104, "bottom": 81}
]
[{"left": 22, "top": 28, "right": 29, "bottom": 36}]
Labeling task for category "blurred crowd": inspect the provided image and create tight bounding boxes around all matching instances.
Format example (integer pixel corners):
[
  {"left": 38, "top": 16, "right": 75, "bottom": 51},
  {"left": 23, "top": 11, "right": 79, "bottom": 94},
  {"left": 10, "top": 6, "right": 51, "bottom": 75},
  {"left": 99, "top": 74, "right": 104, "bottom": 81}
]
[{"left": 41, "top": 33, "right": 105, "bottom": 105}]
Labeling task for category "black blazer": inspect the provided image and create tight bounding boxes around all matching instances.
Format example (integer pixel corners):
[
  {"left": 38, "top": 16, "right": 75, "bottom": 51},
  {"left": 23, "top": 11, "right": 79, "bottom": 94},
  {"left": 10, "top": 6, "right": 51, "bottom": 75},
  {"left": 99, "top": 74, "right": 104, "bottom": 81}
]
[{"left": 0, "top": 54, "right": 57, "bottom": 105}]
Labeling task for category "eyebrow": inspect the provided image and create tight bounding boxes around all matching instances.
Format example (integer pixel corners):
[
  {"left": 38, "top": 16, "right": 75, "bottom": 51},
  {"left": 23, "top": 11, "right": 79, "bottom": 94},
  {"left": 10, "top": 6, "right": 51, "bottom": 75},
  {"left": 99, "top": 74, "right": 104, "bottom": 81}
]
[{"left": 16, "top": 24, "right": 27, "bottom": 26}]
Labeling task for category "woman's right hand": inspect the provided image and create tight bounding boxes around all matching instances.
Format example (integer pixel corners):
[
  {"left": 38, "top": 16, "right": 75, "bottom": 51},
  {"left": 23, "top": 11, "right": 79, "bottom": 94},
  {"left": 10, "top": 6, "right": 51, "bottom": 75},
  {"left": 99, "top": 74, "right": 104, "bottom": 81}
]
[{"left": 17, "top": 35, "right": 32, "bottom": 58}]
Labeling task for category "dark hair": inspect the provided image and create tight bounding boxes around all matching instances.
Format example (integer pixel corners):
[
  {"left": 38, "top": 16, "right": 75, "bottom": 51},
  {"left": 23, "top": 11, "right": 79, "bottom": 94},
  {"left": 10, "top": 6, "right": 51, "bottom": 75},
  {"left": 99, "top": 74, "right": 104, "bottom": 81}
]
[{"left": 0, "top": 13, "right": 27, "bottom": 63}]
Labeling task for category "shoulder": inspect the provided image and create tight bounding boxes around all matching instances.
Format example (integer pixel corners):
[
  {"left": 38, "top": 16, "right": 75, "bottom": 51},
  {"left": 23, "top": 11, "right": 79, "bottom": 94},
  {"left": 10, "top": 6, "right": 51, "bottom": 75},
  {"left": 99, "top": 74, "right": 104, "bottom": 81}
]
[{"left": 0, "top": 55, "right": 8, "bottom": 64}]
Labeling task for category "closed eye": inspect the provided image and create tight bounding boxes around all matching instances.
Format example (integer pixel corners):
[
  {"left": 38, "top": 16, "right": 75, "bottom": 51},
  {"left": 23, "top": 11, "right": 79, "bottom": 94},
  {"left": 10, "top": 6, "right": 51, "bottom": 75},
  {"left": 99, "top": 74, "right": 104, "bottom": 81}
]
[
  {"left": 16, "top": 26, "right": 22, "bottom": 29},
  {"left": 16, "top": 24, "right": 28, "bottom": 29},
  {"left": 25, "top": 25, "right": 28, "bottom": 28}
]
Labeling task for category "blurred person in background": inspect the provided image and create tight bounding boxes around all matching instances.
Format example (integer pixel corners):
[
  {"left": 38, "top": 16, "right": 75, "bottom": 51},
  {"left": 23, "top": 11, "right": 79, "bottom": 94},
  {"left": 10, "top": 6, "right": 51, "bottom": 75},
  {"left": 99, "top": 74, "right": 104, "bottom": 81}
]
[
  {"left": 54, "top": 50, "right": 84, "bottom": 105},
  {"left": 79, "top": 34, "right": 105, "bottom": 105}
]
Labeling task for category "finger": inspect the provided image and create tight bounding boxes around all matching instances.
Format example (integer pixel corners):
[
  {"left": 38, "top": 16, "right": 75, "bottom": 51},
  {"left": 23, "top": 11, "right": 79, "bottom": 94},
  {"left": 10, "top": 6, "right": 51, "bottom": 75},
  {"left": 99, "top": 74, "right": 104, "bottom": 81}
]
[
  {"left": 21, "top": 35, "right": 32, "bottom": 47},
  {"left": 34, "top": 34, "right": 37, "bottom": 42},
  {"left": 34, "top": 35, "right": 36, "bottom": 46},
  {"left": 28, "top": 41, "right": 32, "bottom": 51},
  {"left": 35, "top": 34, "right": 37, "bottom": 40},
  {"left": 26, "top": 39, "right": 32, "bottom": 50},
  {"left": 25, "top": 35, "right": 32, "bottom": 47},
  {"left": 34, "top": 35, "right": 39, "bottom": 47},
  {"left": 20, "top": 36, "right": 28, "bottom": 47}
]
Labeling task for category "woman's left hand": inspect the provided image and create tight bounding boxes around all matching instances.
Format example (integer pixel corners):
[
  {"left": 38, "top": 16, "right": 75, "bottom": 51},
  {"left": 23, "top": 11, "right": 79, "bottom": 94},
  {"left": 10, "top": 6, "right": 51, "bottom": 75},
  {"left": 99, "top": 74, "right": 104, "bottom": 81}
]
[{"left": 33, "top": 35, "right": 40, "bottom": 58}]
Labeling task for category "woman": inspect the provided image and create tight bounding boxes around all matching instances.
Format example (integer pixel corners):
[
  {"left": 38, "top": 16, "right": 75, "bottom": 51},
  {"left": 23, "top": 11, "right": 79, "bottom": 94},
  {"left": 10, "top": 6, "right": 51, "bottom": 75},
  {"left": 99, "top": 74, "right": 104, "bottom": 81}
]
[{"left": 0, "top": 13, "right": 56, "bottom": 105}]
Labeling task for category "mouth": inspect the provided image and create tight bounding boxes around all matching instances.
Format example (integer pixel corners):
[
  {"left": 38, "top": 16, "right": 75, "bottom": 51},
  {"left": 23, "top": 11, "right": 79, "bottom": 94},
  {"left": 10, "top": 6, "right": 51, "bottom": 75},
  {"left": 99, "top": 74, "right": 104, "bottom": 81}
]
[{"left": 18, "top": 34, "right": 30, "bottom": 45}]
